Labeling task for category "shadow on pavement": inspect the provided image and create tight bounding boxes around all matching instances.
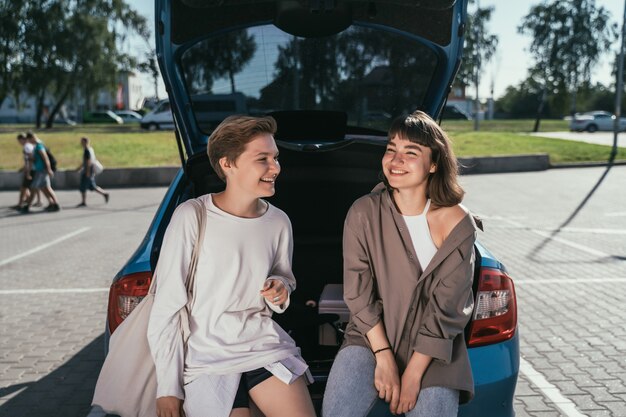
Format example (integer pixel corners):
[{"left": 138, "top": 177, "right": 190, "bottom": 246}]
[
  {"left": 0, "top": 335, "right": 105, "bottom": 417},
  {"left": 529, "top": 161, "right": 625, "bottom": 261}
]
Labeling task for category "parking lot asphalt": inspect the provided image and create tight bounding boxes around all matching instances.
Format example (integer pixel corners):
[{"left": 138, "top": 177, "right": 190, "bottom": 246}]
[{"left": 0, "top": 166, "right": 625, "bottom": 417}]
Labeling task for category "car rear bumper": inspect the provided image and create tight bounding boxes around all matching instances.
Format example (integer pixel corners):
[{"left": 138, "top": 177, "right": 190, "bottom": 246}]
[{"left": 459, "top": 332, "right": 520, "bottom": 417}]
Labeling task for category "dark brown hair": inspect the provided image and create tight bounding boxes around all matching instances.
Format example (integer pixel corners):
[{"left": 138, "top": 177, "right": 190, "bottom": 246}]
[
  {"left": 386, "top": 110, "right": 464, "bottom": 206},
  {"left": 207, "top": 115, "right": 277, "bottom": 181}
]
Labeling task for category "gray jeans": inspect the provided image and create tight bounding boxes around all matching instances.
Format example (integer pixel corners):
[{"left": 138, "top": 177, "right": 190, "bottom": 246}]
[{"left": 322, "top": 346, "right": 459, "bottom": 417}]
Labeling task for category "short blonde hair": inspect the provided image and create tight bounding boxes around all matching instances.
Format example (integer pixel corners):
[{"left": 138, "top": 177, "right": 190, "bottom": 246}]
[{"left": 207, "top": 115, "right": 277, "bottom": 181}]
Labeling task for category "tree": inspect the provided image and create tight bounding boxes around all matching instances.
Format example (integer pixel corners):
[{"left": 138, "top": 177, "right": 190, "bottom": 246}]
[
  {"left": 182, "top": 31, "right": 256, "bottom": 95},
  {"left": 0, "top": 0, "right": 28, "bottom": 108},
  {"left": 495, "top": 76, "right": 567, "bottom": 119},
  {"left": 8, "top": 0, "right": 148, "bottom": 128},
  {"left": 519, "top": 0, "right": 616, "bottom": 131},
  {"left": 138, "top": 49, "right": 160, "bottom": 101},
  {"left": 457, "top": 0, "right": 498, "bottom": 129},
  {"left": 458, "top": 1, "right": 498, "bottom": 89}
]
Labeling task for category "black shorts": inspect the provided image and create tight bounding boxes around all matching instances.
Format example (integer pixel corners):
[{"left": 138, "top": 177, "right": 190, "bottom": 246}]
[
  {"left": 232, "top": 367, "right": 273, "bottom": 409},
  {"left": 22, "top": 170, "right": 34, "bottom": 188}
]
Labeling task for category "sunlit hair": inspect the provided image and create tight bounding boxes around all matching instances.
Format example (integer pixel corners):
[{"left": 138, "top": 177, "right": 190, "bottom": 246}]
[
  {"left": 81, "top": 137, "right": 90, "bottom": 144},
  {"left": 16, "top": 132, "right": 26, "bottom": 140},
  {"left": 207, "top": 115, "right": 277, "bottom": 182},
  {"left": 386, "top": 110, "right": 464, "bottom": 207}
]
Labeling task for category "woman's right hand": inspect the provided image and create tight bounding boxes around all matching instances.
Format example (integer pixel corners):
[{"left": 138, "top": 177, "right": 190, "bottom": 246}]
[
  {"left": 373, "top": 350, "right": 401, "bottom": 409},
  {"left": 156, "top": 396, "right": 182, "bottom": 417}
]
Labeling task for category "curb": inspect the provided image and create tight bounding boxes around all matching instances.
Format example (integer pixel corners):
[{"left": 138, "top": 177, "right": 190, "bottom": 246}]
[
  {"left": 550, "top": 160, "right": 626, "bottom": 169},
  {"left": 458, "top": 153, "right": 550, "bottom": 175},
  {"left": 0, "top": 166, "right": 180, "bottom": 191},
  {"left": 0, "top": 154, "right": 553, "bottom": 191}
]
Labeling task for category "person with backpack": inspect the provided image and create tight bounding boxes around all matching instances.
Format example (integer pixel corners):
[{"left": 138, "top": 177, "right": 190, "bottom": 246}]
[
  {"left": 75, "top": 137, "right": 109, "bottom": 207},
  {"left": 13, "top": 132, "right": 42, "bottom": 209},
  {"left": 20, "top": 131, "right": 60, "bottom": 213}
]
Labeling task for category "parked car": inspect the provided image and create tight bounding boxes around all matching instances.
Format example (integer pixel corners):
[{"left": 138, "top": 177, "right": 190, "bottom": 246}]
[
  {"left": 140, "top": 100, "right": 174, "bottom": 130},
  {"left": 141, "top": 93, "right": 248, "bottom": 131},
  {"left": 569, "top": 110, "right": 626, "bottom": 132},
  {"left": 104, "top": 1, "right": 519, "bottom": 416},
  {"left": 83, "top": 110, "right": 123, "bottom": 124},
  {"left": 114, "top": 110, "right": 143, "bottom": 123}
]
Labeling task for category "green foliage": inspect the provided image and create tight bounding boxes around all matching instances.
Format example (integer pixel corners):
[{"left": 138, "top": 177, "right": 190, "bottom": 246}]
[
  {"left": 0, "top": 126, "right": 179, "bottom": 170},
  {"left": 457, "top": 0, "right": 498, "bottom": 90},
  {"left": 0, "top": 0, "right": 149, "bottom": 128},
  {"left": 451, "top": 131, "right": 626, "bottom": 163},
  {"left": 518, "top": 0, "right": 616, "bottom": 114},
  {"left": 182, "top": 32, "right": 257, "bottom": 94},
  {"left": 496, "top": 79, "right": 626, "bottom": 117},
  {"left": 440, "top": 119, "right": 569, "bottom": 132},
  {"left": 2, "top": 123, "right": 623, "bottom": 171},
  {"left": 0, "top": 0, "right": 28, "bottom": 105}
]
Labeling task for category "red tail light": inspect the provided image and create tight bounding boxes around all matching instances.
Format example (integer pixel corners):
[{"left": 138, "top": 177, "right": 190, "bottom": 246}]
[
  {"left": 467, "top": 267, "right": 517, "bottom": 347},
  {"left": 108, "top": 272, "right": 152, "bottom": 334}
]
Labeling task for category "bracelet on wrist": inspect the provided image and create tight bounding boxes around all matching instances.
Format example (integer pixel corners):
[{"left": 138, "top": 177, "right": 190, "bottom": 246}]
[{"left": 373, "top": 346, "right": 391, "bottom": 355}]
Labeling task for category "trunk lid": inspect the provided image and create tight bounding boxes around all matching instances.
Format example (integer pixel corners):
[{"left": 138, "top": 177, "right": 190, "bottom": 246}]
[{"left": 155, "top": 0, "right": 468, "bottom": 157}]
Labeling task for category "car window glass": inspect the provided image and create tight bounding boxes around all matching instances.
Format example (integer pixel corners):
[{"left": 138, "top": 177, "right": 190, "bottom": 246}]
[{"left": 181, "top": 24, "right": 438, "bottom": 136}]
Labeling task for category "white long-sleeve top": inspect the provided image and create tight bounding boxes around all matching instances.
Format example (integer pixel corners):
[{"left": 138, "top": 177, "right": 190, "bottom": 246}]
[{"left": 147, "top": 194, "right": 307, "bottom": 402}]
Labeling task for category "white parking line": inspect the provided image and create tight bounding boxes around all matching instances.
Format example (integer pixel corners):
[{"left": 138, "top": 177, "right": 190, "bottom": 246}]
[
  {"left": 0, "top": 227, "right": 90, "bottom": 267},
  {"left": 605, "top": 211, "right": 626, "bottom": 217},
  {"left": 494, "top": 218, "right": 611, "bottom": 259},
  {"left": 520, "top": 358, "right": 587, "bottom": 417},
  {"left": 516, "top": 277, "right": 626, "bottom": 285},
  {"left": 0, "top": 288, "right": 108, "bottom": 295},
  {"left": 555, "top": 227, "right": 626, "bottom": 235}
]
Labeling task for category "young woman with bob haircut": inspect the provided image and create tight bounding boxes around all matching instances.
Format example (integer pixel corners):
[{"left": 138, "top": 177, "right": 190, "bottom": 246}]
[
  {"left": 148, "top": 115, "right": 316, "bottom": 417},
  {"left": 323, "top": 110, "right": 480, "bottom": 417}
]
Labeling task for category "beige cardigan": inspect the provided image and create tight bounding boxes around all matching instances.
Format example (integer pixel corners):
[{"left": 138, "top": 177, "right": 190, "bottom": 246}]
[{"left": 341, "top": 183, "right": 479, "bottom": 403}]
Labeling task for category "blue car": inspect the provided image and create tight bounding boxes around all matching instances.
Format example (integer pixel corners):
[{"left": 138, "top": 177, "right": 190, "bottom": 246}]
[{"left": 104, "top": 0, "right": 519, "bottom": 415}]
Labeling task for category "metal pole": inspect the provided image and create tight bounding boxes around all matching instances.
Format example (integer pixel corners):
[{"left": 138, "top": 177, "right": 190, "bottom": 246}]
[{"left": 612, "top": 0, "right": 626, "bottom": 162}]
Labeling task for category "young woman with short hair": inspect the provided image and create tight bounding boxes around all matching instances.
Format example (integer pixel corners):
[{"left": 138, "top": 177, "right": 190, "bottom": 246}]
[{"left": 148, "top": 115, "right": 316, "bottom": 417}]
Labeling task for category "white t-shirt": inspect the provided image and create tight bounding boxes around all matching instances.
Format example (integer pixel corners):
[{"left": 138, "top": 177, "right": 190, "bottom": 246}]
[
  {"left": 23, "top": 142, "right": 34, "bottom": 165},
  {"left": 402, "top": 199, "right": 438, "bottom": 270}
]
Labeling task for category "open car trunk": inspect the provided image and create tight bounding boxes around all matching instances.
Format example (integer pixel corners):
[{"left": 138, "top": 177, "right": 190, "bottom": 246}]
[{"left": 175, "top": 138, "right": 482, "bottom": 399}]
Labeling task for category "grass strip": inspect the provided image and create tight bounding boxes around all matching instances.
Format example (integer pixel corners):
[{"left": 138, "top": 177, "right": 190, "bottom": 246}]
[{"left": 1, "top": 123, "right": 624, "bottom": 170}]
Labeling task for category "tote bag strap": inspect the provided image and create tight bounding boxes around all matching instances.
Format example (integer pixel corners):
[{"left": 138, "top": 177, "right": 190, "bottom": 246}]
[
  {"left": 185, "top": 199, "right": 207, "bottom": 300},
  {"left": 147, "top": 198, "right": 206, "bottom": 298}
]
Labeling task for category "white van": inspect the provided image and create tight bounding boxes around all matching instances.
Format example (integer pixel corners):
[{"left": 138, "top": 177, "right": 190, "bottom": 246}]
[
  {"left": 140, "top": 93, "right": 247, "bottom": 131},
  {"left": 140, "top": 100, "right": 174, "bottom": 130}
]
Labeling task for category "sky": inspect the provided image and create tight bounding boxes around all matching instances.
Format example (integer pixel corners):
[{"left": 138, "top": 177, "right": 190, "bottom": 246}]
[{"left": 129, "top": 0, "right": 626, "bottom": 101}]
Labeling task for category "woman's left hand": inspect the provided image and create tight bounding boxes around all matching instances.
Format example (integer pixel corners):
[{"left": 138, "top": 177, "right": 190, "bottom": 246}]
[
  {"left": 260, "top": 279, "right": 287, "bottom": 305},
  {"left": 393, "top": 370, "right": 422, "bottom": 415}
]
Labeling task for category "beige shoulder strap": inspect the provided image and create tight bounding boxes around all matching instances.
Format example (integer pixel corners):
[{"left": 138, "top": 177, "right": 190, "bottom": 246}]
[
  {"left": 148, "top": 198, "right": 206, "bottom": 296},
  {"left": 185, "top": 198, "right": 206, "bottom": 298}
]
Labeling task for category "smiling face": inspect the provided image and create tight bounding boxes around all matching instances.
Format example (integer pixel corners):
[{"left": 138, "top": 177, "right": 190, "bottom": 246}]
[
  {"left": 221, "top": 133, "right": 280, "bottom": 198},
  {"left": 382, "top": 135, "right": 436, "bottom": 192}
]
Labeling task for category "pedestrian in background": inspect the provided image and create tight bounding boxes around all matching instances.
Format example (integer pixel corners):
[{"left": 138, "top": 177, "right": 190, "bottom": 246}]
[
  {"left": 76, "top": 137, "right": 109, "bottom": 207},
  {"left": 13, "top": 132, "right": 41, "bottom": 209},
  {"left": 20, "top": 132, "right": 60, "bottom": 213}
]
